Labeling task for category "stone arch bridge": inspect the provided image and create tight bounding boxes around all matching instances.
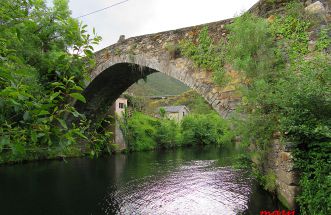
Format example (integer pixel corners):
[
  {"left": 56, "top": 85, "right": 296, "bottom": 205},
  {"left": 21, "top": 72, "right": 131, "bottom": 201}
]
[
  {"left": 74, "top": 0, "right": 329, "bottom": 208},
  {"left": 76, "top": 18, "right": 239, "bottom": 119},
  {"left": 76, "top": 0, "right": 315, "bottom": 119}
]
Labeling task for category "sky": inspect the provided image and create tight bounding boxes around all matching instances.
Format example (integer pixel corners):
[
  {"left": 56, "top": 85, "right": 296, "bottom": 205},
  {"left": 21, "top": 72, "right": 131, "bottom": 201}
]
[{"left": 67, "top": 0, "right": 259, "bottom": 51}]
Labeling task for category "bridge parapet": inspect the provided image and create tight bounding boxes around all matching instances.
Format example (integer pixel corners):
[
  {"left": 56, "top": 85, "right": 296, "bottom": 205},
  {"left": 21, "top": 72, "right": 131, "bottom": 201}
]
[{"left": 94, "top": 18, "right": 233, "bottom": 68}]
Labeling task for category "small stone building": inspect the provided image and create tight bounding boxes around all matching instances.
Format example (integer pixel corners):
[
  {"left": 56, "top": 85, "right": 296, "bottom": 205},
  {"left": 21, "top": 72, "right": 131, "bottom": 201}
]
[
  {"left": 110, "top": 97, "right": 128, "bottom": 150},
  {"left": 160, "top": 106, "right": 190, "bottom": 122}
]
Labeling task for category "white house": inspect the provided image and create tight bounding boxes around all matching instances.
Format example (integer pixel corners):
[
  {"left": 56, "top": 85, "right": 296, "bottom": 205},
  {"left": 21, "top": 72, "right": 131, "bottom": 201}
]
[
  {"left": 110, "top": 97, "right": 128, "bottom": 150},
  {"left": 113, "top": 97, "right": 127, "bottom": 117}
]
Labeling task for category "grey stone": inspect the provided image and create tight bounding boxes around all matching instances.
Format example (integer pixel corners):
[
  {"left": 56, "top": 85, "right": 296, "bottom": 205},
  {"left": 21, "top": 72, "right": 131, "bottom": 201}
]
[
  {"left": 277, "top": 169, "right": 299, "bottom": 185},
  {"left": 305, "top": 1, "right": 327, "bottom": 15},
  {"left": 284, "top": 142, "right": 297, "bottom": 152},
  {"left": 118, "top": 35, "right": 125, "bottom": 43}
]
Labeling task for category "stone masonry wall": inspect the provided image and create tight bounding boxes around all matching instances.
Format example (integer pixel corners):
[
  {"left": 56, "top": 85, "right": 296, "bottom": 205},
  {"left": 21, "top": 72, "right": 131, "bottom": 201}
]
[{"left": 264, "top": 138, "right": 299, "bottom": 209}]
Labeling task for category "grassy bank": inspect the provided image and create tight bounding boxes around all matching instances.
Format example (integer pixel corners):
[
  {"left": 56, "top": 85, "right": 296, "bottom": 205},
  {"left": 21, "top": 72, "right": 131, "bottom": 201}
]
[{"left": 119, "top": 111, "right": 234, "bottom": 152}]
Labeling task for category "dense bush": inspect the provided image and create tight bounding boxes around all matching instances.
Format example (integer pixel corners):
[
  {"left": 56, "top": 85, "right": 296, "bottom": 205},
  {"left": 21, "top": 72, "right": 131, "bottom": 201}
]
[
  {"left": 181, "top": 113, "right": 233, "bottom": 146},
  {"left": 228, "top": 5, "right": 330, "bottom": 214},
  {"left": 121, "top": 111, "right": 233, "bottom": 152},
  {"left": 0, "top": 0, "right": 111, "bottom": 163},
  {"left": 155, "top": 119, "right": 182, "bottom": 148},
  {"left": 125, "top": 112, "right": 159, "bottom": 151}
]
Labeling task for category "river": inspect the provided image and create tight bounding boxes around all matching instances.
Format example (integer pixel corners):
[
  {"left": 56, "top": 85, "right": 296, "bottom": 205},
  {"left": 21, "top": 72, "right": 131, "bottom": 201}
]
[{"left": 0, "top": 145, "right": 284, "bottom": 214}]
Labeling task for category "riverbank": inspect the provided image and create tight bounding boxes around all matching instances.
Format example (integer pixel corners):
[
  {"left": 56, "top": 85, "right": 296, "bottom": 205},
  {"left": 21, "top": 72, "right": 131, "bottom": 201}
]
[{"left": 0, "top": 146, "right": 86, "bottom": 166}]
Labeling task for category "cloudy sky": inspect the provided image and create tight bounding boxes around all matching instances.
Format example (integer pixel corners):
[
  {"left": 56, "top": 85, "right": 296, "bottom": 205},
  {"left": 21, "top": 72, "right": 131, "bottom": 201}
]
[{"left": 67, "top": 0, "right": 259, "bottom": 51}]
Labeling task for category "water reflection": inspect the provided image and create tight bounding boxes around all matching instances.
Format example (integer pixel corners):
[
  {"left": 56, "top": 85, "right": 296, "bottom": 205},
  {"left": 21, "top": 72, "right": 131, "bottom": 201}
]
[
  {"left": 0, "top": 145, "right": 284, "bottom": 215},
  {"left": 104, "top": 160, "right": 250, "bottom": 214}
]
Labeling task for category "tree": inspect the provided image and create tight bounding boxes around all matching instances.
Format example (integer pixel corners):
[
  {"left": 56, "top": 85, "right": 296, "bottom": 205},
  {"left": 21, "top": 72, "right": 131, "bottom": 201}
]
[{"left": 0, "top": 0, "right": 104, "bottom": 163}]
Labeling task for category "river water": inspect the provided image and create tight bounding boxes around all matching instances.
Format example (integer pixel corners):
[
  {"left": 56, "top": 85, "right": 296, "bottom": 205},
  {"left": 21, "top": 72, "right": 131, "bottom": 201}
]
[{"left": 0, "top": 145, "right": 284, "bottom": 215}]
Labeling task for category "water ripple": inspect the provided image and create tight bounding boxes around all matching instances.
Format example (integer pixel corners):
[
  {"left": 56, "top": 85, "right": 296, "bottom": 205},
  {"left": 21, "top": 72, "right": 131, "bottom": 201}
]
[{"left": 102, "top": 160, "right": 252, "bottom": 215}]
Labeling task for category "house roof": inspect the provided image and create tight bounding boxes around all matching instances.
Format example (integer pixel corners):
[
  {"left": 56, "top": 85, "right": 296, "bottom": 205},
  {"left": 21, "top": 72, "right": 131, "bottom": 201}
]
[{"left": 160, "top": 106, "right": 189, "bottom": 113}]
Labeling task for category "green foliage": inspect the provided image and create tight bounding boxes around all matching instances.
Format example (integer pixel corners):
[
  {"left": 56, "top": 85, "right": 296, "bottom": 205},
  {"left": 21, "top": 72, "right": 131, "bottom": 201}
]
[
  {"left": 0, "top": 0, "right": 108, "bottom": 163},
  {"left": 84, "top": 115, "right": 114, "bottom": 157},
  {"left": 173, "top": 91, "right": 214, "bottom": 114},
  {"left": 124, "top": 94, "right": 146, "bottom": 112},
  {"left": 180, "top": 27, "right": 227, "bottom": 85},
  {"left": 316, "top": 26, "right": 331, "bottom": 51},
  {"left": 294, "top": 141, "right": 331, "bottom": 214},
  {"left": 221, "top": 2, "right": 330, "bottom": 213},
  {"left": 125, "top": 112, "right": 158, "bottom": 151},
  {"left": 164, "top": 42, "right": 181, "bottom": 59},
  {"left": 155, "top": 119, "right": 182, "bottom": 148},
  {"left": 232, "top": 153, "right": 252, "bottom": 170},
  {"left": 262, "top": 171, "right": 277, "bottom": 193},
  {"left": 181, "top": 113, "right": 234, "bottom": 146},
  {"left": 226, "top": 13, "right": 278, "bottom": 79},
  {"left": 120, "top": 111, "right": 233, "bottom": 152},
  {"left": 269, "top": 2, "right": 311, "bottom": 60},
  {"left": 159, "top": 107, "right": 166, "bottom": 118}
]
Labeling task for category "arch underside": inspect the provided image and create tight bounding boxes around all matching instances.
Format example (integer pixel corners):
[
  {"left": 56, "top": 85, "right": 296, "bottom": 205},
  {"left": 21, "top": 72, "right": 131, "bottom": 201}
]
[
  {"left": 77, "top": 58, "right": 239, "bottom": 120},
  {"left": 76, "top": 63, "right": 157, "bottom": 119}
]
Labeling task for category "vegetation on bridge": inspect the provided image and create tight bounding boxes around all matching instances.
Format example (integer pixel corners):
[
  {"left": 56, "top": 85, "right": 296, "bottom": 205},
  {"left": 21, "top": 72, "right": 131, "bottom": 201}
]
[{"left": 180, "top": 1, "right": 330, "bottom": 214}]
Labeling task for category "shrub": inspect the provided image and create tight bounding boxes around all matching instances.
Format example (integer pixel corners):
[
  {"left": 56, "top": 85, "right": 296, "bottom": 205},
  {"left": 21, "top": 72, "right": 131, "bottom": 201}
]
[
  {"left": 122, "top": 111, "right": 233, "bottom": 151},
  {"left": 126, "top": 112, "right": 158, "bottom": 151},
  {"left": 180, "top": 27, "right": 227, "bottom": 85},
  {"left": 181, "top": 113, "right": 233, "bottom": 146},
  {"left": 155, "top": 119, "right": 182, "bottom": 148},
  {"left": 223, "top": 3, "right": 330, "bottom": 213}
]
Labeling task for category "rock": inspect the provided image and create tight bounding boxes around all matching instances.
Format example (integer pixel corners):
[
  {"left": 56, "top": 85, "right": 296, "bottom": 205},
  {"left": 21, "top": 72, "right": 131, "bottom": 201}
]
[
  {"left": 277, "top": 180, "right": 299, "bottom": 209},
  {"left": 305, "top": 0, "right": 313, "bottom": 6},
  {"left": 273, "top": 131, "right": 281, "bottom": 138},
  {"left": 326, "top": 14, "right": 331, "bottom": 22},
  {"left": 117, "top": 35, "right": 125, "bottom": 43},
  {"left": 277, "top": 169, "right": 299, "bottom": 185},
  {"left": 308, "top": 40, "right": 316, "bottom": 51},
  {"left": 267, "top": 15, "right": 276, "bottom": 23},
  {"left": 284, "top": 142, "right": 296, "bottom": 152},
  {"left": 279, "top": 151, "right": 292, "bottom": 162},
  {"left": 305, "top": 1, "right": 327, "bottom": 15}
]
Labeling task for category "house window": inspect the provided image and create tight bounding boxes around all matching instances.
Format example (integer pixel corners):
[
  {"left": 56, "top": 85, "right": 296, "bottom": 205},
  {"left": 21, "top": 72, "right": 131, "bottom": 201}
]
[
  {"left": 119, "top": 103, "right": 124, "bottom": 109},
  {"left": 183, "top": 112, "right": 185, "bottom": 116}
]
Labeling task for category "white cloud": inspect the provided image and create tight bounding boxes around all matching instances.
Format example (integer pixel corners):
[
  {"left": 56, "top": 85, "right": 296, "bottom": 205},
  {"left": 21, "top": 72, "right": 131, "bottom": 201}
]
[{"left": 68, "top": 0, "right": 259, "bottom": 51}]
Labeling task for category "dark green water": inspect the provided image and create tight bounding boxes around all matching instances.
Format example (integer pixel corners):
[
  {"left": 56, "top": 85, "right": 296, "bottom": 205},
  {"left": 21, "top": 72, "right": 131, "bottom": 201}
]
[{"left": 0, "top": 146, "right": 284, "bottom": 214}]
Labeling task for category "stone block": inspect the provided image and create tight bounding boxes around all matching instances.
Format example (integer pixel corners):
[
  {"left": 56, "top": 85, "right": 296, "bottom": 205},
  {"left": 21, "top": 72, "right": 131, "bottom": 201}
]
[
  {"left": 277, "top": 180, "right": 299, "bottom": 209},
  {"left": 276, "top": 169, "right": 299, "bottom": 185},
  {"left": 279, "top": 151, "right": 292, "bottom": 162},
  {"left": 308, "top": 40, "right": 316, "bottom": 51},
  {"left": 305, "top": 1, "right": 327, "bottom": 15},
  {"left": 283, "top": 142, "right": 296, "bottom": 152}
]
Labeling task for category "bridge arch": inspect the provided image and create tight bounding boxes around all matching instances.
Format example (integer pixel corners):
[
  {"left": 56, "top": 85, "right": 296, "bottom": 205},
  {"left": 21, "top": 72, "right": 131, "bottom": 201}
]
[
  {"left": 75, "top": 18, "right": 242, "bottom": 119},
  {"left": 77, "top": 50, "right": 239, "bottom": 120}
]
